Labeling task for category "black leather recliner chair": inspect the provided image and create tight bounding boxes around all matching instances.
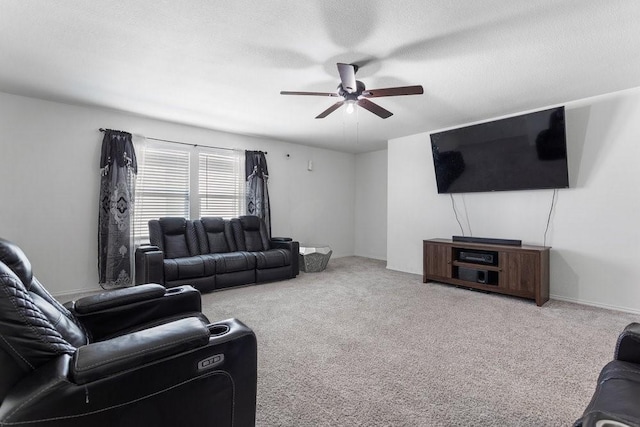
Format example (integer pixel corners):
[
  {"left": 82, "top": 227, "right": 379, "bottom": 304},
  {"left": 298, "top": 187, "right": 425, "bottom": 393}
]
[
  {"left": 574, "top": 323, "right": 640, "bottom": 427},
  {"left": 0, "top": 238, "right": 257, "bottom": 426}
]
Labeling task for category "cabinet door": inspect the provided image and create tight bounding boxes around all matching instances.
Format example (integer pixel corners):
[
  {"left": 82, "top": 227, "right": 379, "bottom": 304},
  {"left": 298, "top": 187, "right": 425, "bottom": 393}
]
[
  {"left": 500, "top": 252, "right": 539, "bottom": 297},
  {"left": 424, "top": 243, "right": 451, "bottom": 280}
]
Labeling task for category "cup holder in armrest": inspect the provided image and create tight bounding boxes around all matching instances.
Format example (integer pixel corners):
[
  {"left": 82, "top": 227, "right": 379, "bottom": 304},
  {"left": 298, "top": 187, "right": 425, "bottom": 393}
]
[
  {"left": 165, "top": 287, "right": 185, "bottom": 295},
  {"left": 208, "top": 323, "right": 230, "bottom": 336}
]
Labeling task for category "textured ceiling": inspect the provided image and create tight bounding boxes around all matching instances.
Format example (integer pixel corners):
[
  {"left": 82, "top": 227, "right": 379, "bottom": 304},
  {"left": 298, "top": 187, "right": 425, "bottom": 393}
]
[{"left": 1, "top": 1, "right": 639, "bottom": 153}]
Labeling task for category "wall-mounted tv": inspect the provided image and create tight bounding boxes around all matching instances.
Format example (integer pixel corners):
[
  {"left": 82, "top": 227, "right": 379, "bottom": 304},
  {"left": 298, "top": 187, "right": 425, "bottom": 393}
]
[{"left": 430, "top": 106, "right": 569, "bottom": 194}]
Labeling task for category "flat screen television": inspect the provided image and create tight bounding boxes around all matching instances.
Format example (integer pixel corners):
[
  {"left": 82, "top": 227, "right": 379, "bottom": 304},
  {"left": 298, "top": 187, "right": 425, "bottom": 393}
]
[{"left": 430, "top": 106, "right": 569, "bottom": 194}]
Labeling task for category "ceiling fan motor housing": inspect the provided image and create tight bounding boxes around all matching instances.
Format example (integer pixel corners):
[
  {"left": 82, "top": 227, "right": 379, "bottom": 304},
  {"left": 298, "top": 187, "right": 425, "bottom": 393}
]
[{"left": 338, "top": 80, "right": 365, "bottom": 100}]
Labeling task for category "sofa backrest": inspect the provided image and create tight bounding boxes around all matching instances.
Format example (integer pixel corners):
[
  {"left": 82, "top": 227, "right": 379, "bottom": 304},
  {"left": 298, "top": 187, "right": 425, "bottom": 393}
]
[
  {"left": 231, "top": 216, "right": 270, "bottom": 252},
  {"left": 149, "top": 217, "right": 199, "bottom": 259},
  {"left": 195, "top": 217, "right": 236, "bottom": 253},
  {"left": 148, "top": 216, "right": 273, "bottom": 256}
]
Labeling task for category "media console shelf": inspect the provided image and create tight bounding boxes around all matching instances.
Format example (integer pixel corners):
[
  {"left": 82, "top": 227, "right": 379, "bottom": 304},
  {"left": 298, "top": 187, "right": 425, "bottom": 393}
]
[{"left": 423, "top": 238, "right": 550, "bottom": 306}]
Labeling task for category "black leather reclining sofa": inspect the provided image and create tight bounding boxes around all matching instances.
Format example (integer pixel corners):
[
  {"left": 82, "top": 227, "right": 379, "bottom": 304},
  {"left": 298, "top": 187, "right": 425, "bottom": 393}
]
[{"left": 135, "top": 215, "right": 299, "bottom": 292}]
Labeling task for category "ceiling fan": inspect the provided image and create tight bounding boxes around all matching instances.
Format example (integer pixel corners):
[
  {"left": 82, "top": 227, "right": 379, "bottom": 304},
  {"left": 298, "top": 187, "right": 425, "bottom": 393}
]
[{"left": 280, "top": 63, "right": 424, "bottom": 119}]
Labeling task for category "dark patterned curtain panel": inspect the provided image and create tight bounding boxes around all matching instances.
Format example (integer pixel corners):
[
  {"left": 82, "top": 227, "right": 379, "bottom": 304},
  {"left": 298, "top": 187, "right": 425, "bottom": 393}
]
[
  {"left": 98, "top": 130, "right": 137, "bottom": 289},
  {"left": 245, "top": 150, "right": 271, "bottom": 237}
]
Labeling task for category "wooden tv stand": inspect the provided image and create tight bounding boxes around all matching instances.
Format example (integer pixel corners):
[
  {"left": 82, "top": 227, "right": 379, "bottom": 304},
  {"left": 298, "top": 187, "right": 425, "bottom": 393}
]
[{"left": 423, "top": 238, "right": 550, "bottom": 306}]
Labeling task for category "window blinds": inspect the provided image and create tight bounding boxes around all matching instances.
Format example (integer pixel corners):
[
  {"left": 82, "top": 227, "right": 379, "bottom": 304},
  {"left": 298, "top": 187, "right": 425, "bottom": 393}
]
[
  {"left": 133, "top": 148, "right": 190, "bottom": 240},
  {"left": 133, "top": 143, "right": 245, "bottom": 242},
  {"left": 199, "top": 149, "right": 245, "bottom": 219}
]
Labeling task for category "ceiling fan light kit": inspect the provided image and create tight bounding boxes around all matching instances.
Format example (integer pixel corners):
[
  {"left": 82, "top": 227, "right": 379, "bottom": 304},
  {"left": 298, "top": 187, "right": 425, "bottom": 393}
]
[
  {"left": 281, "top": 62, "right": 423, "bottom": 119},
  {"left": 345, "top": 101, "right": 355, "bottom": 114}
]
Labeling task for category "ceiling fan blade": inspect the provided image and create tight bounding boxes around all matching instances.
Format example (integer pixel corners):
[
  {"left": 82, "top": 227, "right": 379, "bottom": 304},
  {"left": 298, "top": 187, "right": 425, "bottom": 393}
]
[
  {"left": 337, "top": 63, "right": 357, "bottom": 93},
  {"left": 356, "top": 98, "right": 393, "bottom": 119},
  {"left": 315, "top": 101, "right": 345, "bottom": 119},
  {"left": 280, "top": 91, "right": 339, "bottom": 97},
  {"left": 362, "top": 85, "right": 424, "bottom": 98}
]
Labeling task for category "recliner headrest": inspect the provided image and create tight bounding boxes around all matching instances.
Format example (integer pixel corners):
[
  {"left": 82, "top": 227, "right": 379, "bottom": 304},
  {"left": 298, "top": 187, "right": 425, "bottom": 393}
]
[
  {"left": 201, "top": 217, "right": 225, "bottom": 233},
  {"left": 0, "top": 262, "right": 76, "bottom": 369},
  {"left": 0, "top": 238, "right": 33, "bottom": 287},
  {"left": 159, "top": 217, "right": 187, "bottom": 235}
]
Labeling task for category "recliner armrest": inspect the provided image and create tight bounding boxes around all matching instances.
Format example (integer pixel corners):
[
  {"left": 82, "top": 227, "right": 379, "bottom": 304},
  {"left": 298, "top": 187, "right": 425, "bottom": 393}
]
[
  {"left": 73, "top": 284, "right": 166, "bottom": 314},
  {"left": 69, "top": 285, "right": 205, "bottom": 341},
  {"left": 71, "top": 317, "right": 209, "bottom": 385},
  {"left": 135, "top": 245, "right": 165, "bottom": 285},
  {"left": 271, "top": 239, "right": 300, "bottom": 277},
  {"left": 615, "top": 322, "right": 640, "bottom": 363}
]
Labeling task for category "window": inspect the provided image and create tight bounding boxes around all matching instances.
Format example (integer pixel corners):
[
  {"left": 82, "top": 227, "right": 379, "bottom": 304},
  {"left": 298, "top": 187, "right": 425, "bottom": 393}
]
[
  {"left": 133, "top": 141, "right": 245, "bottom": 242},
  {"left": 199, "top": 150, "right": 245, "bottom": 218}
]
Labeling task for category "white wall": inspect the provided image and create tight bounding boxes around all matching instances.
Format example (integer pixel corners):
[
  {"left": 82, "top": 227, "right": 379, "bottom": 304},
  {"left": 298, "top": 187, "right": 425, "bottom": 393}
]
[
  {"left": 0, "top": 91, "right": 355, "bottom": 296},
  {"left": 354, "top": 149, "right": 387, "bottom": 260},
  {"left": 388, "top": 86, "right": 640, "bottom": 314}
]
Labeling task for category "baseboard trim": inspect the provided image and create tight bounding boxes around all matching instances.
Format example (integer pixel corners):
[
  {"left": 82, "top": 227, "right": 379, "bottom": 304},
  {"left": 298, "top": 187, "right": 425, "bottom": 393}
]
[
  {"left": 385, "top": 264, "right": 421, "bottom": 275},
  {"left": 550, "top": 294, "right": 640, "bottom": 315},
  {"left": 354, "top": 254, "right": 387, "bottom": 262}
]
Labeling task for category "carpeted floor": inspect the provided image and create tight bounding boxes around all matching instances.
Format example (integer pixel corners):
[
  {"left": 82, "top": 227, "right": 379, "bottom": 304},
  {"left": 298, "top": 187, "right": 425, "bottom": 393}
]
[{"left": 200, "top": 256, "right": 638, "bottom": 427}]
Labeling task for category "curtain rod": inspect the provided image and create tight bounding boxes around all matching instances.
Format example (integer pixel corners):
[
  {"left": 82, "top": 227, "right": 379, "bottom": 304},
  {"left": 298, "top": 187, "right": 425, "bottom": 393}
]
[{"left": 98, "top": 128, "right": 266, "bottom": 154}]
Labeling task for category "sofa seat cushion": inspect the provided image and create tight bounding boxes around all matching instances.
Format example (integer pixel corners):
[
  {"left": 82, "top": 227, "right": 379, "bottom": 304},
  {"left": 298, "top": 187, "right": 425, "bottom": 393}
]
[
  {"left": 214, "top": 252, "right": 256, "bottom": 273},
  {"left": 163, "top": 256, "right": 215, "bottom": 282},
  {"left": 254, "top": 249, "right": 291, "bottom": 269}
]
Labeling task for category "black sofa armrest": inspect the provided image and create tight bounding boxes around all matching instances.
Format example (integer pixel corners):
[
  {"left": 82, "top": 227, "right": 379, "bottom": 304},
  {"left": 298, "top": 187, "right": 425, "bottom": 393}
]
[
  {"left": 73, "top": 284, "right": 166, "bottom": 314},
  {"left": 615, "top": 322, "right": 640, "bottom": 363},
  {"left": 68, "top": 285, "right": 205, "bottom": 341},
  {"left": 71, "top": 317, "right": 210, "bottom": 385},
  {"left": 271, "top": 239, "right": 300, "bottom": 277},
  {"left": 135, "top": 244, "right": 165, "bottom": 285}
]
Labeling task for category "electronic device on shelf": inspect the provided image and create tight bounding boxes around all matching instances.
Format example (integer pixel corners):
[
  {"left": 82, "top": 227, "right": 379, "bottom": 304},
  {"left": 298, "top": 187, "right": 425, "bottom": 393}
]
[
  {"left": 458, "top": 267, "right": 487, "bottom": 283},
  {"left": 455, "top": 247, "right": 498, "bottom": 267},
  {"left": 430, "top": 106, "right": 569, "bottom": 194},
  {"left": 459, "top": 251, "right": 494, "bottom": 264}
]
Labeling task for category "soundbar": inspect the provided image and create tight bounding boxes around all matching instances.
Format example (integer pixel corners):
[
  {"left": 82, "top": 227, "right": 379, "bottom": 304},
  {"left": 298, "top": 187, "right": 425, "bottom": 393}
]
[{"left": 452, "top": 236, "right": 522, "bottom": 247}]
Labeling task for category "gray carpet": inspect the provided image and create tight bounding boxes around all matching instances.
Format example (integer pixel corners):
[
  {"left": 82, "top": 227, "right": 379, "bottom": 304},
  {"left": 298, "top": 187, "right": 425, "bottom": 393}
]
[{"left": 201, "top": 256, "right": 638, "bottom": 427}]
